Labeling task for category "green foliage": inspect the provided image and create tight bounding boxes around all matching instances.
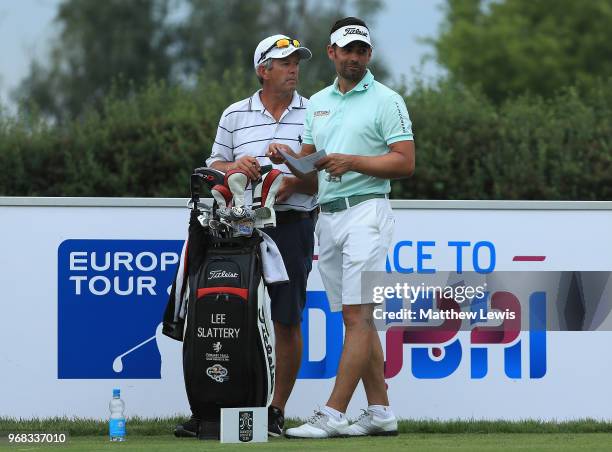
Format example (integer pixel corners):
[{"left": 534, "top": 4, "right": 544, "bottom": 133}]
[
  {"left": 394, "top": 78, "right": 612, "bottom": 200},
  {"left": 2, "top": 74, "right": 611, "bottom": 200},
  {"left": 0, "top": 63, "right": 256, "bottom": 197},
  {"left": 432, "top": 0, "right": 612, "bottom": 103}
]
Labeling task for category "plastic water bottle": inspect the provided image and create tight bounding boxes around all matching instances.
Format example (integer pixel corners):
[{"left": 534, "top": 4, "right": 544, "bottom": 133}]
[{"left": 109, "top": 388, "right": 126, "bottom": 442}]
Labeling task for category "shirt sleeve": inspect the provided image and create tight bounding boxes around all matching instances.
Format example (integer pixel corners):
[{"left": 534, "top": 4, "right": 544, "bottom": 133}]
[
  {"left": 205, "top": 111, "right": 234, "bottom": 166},
  {"left": 302, "top": 102, "right": 315, "bottom": 145},
  {"left": 379, "top": 93, "right": 414, "bottom": 145}
]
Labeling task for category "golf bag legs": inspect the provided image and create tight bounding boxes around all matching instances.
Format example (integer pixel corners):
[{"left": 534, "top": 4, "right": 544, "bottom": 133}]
[{"left": 198, "top": 420, "right": 220, "bottom": 440}]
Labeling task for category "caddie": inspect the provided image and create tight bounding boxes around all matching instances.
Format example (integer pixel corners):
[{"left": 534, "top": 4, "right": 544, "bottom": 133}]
[{"left": 175, "top": 34, "right": 317, "bottom": 438}]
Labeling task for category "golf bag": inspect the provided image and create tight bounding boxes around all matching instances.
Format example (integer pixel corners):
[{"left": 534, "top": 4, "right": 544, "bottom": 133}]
[{"left": 163, "top": 166, "right": 285, "bottom": 439}]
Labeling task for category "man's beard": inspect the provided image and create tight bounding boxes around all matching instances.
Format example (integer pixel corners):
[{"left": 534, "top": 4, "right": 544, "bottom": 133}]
[{"left": 339, "top": 63, "right": 366, "bottom": 82}]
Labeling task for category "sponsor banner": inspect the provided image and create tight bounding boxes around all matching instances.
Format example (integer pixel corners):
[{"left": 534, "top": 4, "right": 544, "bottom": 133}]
[
  {"left": 1, "top": 199, "right": 612, "bottom": 419},
  {"left": 58, "top": 239, "right": 182, "bottom": 379}
]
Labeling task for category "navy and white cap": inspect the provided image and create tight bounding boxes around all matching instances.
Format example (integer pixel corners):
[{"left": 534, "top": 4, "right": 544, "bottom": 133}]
[
  {"left": 330, "top": 25, "right": 372, "bottom": 47},
  {"left": 253, "top": 34, "right": 312, "bottom": 70}
]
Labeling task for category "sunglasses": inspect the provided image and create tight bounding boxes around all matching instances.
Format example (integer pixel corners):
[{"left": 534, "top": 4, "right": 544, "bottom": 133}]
[{"left": 257, "top": 38, "right": 301, "bottom": 64}]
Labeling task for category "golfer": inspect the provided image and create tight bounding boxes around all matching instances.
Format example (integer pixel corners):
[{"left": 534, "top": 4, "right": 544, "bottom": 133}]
[{"left": 268, "top": 17, "right": 415, "bottom": 438}]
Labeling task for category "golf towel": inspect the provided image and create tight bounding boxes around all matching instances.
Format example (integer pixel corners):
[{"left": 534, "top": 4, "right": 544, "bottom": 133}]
[{"left": 257, "top": 229, "right": 289, "bottom": 285}]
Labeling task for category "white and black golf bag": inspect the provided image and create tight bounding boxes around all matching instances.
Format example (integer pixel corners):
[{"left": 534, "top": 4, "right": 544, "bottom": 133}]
[{"left": 163, "top": 166, "right": 284, "bottom": 439}]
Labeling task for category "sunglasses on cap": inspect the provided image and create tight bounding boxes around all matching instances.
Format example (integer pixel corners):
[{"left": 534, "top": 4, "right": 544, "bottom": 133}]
[{"left": 257, "top": 38, "right": 301, "bottom": 64}]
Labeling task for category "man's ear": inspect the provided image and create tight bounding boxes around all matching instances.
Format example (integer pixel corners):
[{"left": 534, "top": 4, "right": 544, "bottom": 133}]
[
  {"left": 326, "top": 44, "right": 335, "bottom": 61},
  {"left": 256, "top": 64, "right": 267, "bottom": 81}
]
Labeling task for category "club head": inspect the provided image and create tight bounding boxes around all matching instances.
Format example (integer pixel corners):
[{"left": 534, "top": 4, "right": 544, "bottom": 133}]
[
  {"left": 218, "top": 206, "right": 255, "bottom": 222},
  {"left": 218, "top": 217, "right": 232, "bottom": 229},
  {"left": 197, "top": 212, "right": 210, "bottom": 228},
  {"left": 187, "top": 200, "right": 213, "bottom": 211},
  {"left": 253, "top": 207, "right": 271, "bottom": 219},
  {"left": 216, "top": 207, "right": 231, "bottom": 220},
  {"left": 194, "top": 167, "right": 226, "bottom": 189},
  {"left": 209, "top": 219, "right": 222, "bottom": 229}
]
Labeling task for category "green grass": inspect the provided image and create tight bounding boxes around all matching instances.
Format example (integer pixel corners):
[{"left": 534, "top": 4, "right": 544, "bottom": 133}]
[
  {"left": 2, "top": 417, "right": 612, "bottom": 436},
  {"left": 0, "top": 416, "right": 185, "bottom": 437},
  {"left": 2, "top": 418, "right": 612, "bottom": 451},
  {"left": 2, "top": 434, "right": 612, "bottom": 451}
]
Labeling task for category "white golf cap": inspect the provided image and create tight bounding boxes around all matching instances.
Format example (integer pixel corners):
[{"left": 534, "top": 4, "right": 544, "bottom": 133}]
[
  {"left": 330, "top": 25, "right": 372, "bottom": 48},
  {"left": 253, "top": 34, "right": 312, "bottom": 70}
]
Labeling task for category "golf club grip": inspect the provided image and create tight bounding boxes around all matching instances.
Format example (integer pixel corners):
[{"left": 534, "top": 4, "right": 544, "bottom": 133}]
[{"left": 190, "top": 173, "right": 205, "bottom": 203}]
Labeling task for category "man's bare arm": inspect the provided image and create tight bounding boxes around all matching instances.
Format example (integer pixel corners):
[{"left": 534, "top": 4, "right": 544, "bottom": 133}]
[
  {"left": 315, "top": 140, "right": 415, "bottom": 179},
  {"left": 287, "top": 175, "right": 317, "bottom": 195},
  {"left": 276, "top": 175, "right": 318, "bottom": 202},
  {"left": 267, "top": 143, "right": 318, "bottom": 185},
  {"left": 269, "top": 143, "right": 317, "bottom": 161},
  {"left": 210, "top": 156, "right": 260, "bottom": 180}
]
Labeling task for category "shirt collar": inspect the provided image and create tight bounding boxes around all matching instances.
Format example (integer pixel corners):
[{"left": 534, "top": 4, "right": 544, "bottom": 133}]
[
  {"left": 250, "top": 89, "right": 303, "bottom": 112},
  {"left": 333, "top": 69, "right": 375, "bottom": 95}
]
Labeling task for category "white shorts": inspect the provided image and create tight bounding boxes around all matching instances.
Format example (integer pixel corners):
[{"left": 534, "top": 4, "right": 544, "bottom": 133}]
[{"left": 315, "top": 198, "right": 395, "bottom": 312}]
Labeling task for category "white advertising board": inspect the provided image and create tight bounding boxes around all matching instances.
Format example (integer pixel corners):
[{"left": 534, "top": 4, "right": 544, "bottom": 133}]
[{"left": 1, "top": 198, "right": 611, "bottom": 420}]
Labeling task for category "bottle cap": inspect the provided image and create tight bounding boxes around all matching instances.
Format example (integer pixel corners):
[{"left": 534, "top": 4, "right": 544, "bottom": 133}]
[{"left": 113, "top": 388, "right": 120, "bottom": 398}]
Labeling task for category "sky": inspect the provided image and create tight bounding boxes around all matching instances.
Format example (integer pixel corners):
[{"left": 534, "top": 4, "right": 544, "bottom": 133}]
[{"left": 0, "top": 0, "right": 446, "bottom": 112}]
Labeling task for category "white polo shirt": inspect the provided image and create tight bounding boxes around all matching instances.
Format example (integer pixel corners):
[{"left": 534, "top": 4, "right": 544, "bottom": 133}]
[{"left": 206, "top": 90, "right": 317, "bottom": 212}]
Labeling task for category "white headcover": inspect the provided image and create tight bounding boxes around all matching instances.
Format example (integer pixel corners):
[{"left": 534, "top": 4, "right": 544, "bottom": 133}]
[
  {"left": 254, "top": 169, "right": 283, "bottom": 228},
  {"left": 225, "top": 170, "right": 249, "bottom": 208},
  {"left": 211, "top": 184, "right": 232, "bottom": 209}
]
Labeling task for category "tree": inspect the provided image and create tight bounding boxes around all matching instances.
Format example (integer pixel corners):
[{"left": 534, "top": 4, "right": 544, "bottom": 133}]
[
  {"left": 14, "top": 0, "right": 388, "bottom": 122},
  {"left": 14, "top": 0, "right": 174, "bottom": 121},
  {"left": 175, "top": 0, "right": 388, "bottom": 95},
  {"left": 432, "top": 0, "right": 612, "bottom": 102}
]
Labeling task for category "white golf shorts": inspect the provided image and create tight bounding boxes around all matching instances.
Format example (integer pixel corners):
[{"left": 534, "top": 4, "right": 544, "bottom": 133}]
[{"left": 315, "top": 198, "right": 395, "bottom": 312}]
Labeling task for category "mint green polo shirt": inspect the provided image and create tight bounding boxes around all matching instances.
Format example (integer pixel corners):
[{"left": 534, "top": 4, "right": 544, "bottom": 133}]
[{"left": 303, "top": 69, "right": 413, "bottom": 205}]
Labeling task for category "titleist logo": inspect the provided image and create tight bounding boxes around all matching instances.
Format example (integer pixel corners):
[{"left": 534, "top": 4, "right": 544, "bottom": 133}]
[
  {"left": 343, "top": 27, "right": 368, "bottom": 38},
  {"left": 209, "top": 270, "right": 239, "bottom": 279}
]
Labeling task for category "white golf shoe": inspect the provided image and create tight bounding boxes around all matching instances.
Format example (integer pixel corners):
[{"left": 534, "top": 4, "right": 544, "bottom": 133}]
[
  {"left": 346, "top": 409, "right": 399, "bottom": 436},
  {"left": 285, "top": 410, "right": 349, "bottom": 439}
]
